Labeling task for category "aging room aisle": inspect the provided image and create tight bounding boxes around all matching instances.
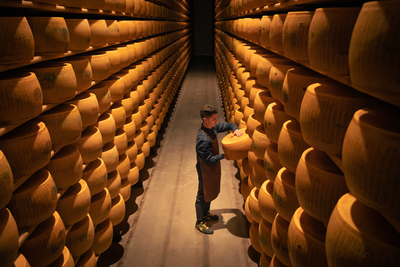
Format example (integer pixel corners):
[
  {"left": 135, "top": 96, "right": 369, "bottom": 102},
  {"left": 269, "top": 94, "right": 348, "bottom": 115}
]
[{"left": 99, "top": 56, "right": 259, "bottom": 267}]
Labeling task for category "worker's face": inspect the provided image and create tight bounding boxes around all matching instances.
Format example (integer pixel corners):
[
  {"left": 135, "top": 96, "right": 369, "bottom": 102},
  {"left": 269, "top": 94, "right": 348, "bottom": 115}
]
[{"left": 203, "top": 113, "right": 218, "bottom": 129}]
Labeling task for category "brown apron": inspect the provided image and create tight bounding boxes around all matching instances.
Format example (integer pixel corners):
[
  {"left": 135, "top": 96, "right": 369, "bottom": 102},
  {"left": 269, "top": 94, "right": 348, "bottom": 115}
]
[{"left": 198, "top": 130, "right": 222, "bottom": 202}]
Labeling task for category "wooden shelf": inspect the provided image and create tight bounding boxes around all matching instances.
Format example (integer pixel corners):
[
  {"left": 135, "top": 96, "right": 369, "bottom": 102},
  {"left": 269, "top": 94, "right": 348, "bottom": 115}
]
[{"left": 216, "top": 0, "right": 369, "bottom": 20}]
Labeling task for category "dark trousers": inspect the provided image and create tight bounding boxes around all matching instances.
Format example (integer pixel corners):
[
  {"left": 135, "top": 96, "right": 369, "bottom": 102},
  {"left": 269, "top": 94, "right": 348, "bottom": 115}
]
[{"left": 195, "top": 174, "right": 211, "bottom": 223}]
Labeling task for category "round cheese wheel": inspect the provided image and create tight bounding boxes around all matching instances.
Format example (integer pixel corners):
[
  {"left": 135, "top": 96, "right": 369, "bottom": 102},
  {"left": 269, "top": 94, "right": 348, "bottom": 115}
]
[
  {"left": 277, "top": 119, "right": 310, "bottom": 173},
  {"left": 263, "top": 142, "right": 282, "bottom": 183},
  {"left": 82, "top": 158, "right": 107, "bottom": 197},
  {"left": 282, "top": 11, "right": 314, "bottom": 62},
  {"left": 245, "top": 195, "right": 254, "bottom": 223},
  {"left": 89, "top": 188, "right": 111, "bottom": 225},
  {"left": 253, "top": 158, "right": 268, "bottom": 190},
  {"left": 326, "top": 193, "right": 400, "bottom": 267},
  {"left": 342, "top": 106, "right": 400, "bottom": 217},
  {"left": 92, "top": 218, "right": 113, "bottom": 255},
  {"left": 260, "top": 253, "right": 272, "bottom": 267},
  {"left": 264, "top": 102, "right": 292, "bottom": 143},
  {"left": 249, "top": 187, "right": 262, "bottom": 223},
  {"left": 250, "top": 221, "right": 263, "bottom": 253},
  {"left": 258, "top": 180, "right": 277, "bottom": 224},
  {"left": 222, "top": 129, "right": 252, "bottom": 160},
  {"left": 300, "top": 81, "right": 376, "bottom": 155},
  {"left": 349, "top": 1, "right": 400, "bottom": 107},
  {"left": 74, "top": 126, "right": 103, "bottom": 164},
  {"left": 65, "top": 215, "right": 94, "bottom": 258},
  {"left": 260, "top": 15, "right": 274, "bottom": 49},
  {"left": 273, "top": 168, "right": 299, "bottom": 222},
  {"left": 308, "top": 7, "right": 360, "bottom": 75},
  {"left": 253, "top": 126, "right": 269, "bottom": 160},
  {"left": 288, "top": 207, "right": 328, "bottom": 267},
  {"left": 270, "top": 14, "right": 287, "bottom": 55},
  {"left": 281, "top": 67, "right": 327, "bottom": 120},
  {"left": 296, "top": 147, "right": 348, "bottom": 225},
  {"left": 271, "top": 214, "right": 293, "bottom": 266},
  {"left": 254, "top": 90, "right": 275, "bottom": 124},
  {"left": 259, "top": 217, "right": 274, "bottom": 257},
  {"left": 0, "top": 208, "right": 19, "bottom": 267}
]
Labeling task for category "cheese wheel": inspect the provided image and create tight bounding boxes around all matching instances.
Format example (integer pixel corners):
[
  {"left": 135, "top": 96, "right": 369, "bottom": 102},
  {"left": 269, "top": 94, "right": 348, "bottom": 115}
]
[
  {"left": 20, "top": 211, "right": 66, "bottom": 267},
  {"left": 92, "top": 218, "right": 113, "bottom": 255},
  {"left": 88, "top": 20, "right": 107, "bottom": 47},
  {"left": 308, "top": 7, "right": 360, "bottom": 75},
  {"left": 244, "top": 105, "right": 254, "bottom": 122},
  {"left": 105, "top": 20, "right": 120, "bottom": 44},
  {"left": 248, "top": 146, "right": 258, "bottom": 169},
  {"left": 264, "top": 102, "right": 292, "bottom": 144},
  {"left": 0, "top": 71, "right": 42, "bottom": 124},
  {"left": 287, "top": 207, "right": 328, "bottom": 267},
  {"left": 342, "top": 106, "right": 400, "bottom": 217},
  {"left": 300, "top": 81, "right": 376, "bottom": 155},
  {"left": 114, "top": 128, "right": 128, "bottom": 155},
  {"left": 260, "top": 253, "right": 272, "bottom": 267},
  {"left": 250, "top": 52, "right": 272, "bottom": 78},
  {"left": 135, "top": 150, "right": 145, "bottom": 170},
  {"left": 253, "top": 126, "right": 269, "bottom": 160},
  {"left": 60, "top": 57, "right": 93, "bottom": 91},
  {"left": 270, "top": 14, "right": 287, "bottom": 55},
  {"left": 245, "top": 195, "right": 254, "bottom": 223},
  {"left": 254, "top": 90, "right": 275, "bottom": 124},
  {"left": 109, "top": 194, "right": 126, "bottom": 226},
  {"left": 30, "top": 63, "right": 77, "bottom": 104},
  {"left": 47, "top": 246, "right": 74, "bottom": 267},
  {"left": 249, "top": 187, "right": 262, "bottom": 223},
  {"left": 105, "top": 48, "right": 122, "bottom": 74},
  {"left": 349, "top": 1, "right": 400, "bottom": 107},
  {"left": 86, "top": 83, "right": 111, "bottom": 114},
  {"left": 258, "top": 180, "right": 277, "bottom": 224},
  {"left": 259, "top": 217, "right": 274, "bottom": 257},
  {"left": 96, "top": 113, "right": 116, "bottom": 145},
  {"left": 260, "top": 15, "right": 274, "bottom": 49},
  {"left": 271, "top": 214, "right": 293, "bottom": 266},
  {"left": 106, "top": 170, "right": 121, "bottom": 199},
  {"left": 281, "top": 67, "right": 327, "bottom": 120},
  {"left": 75, "top": 248, "right": 96, "bottom": 267},
  {"left": 65, "top": 19, "right": 90, "bottom": 51},
  {"left": 82, "top": 158, "right": 107, "bottom": 196},
  {"left": 0, "top": 208, "right": 19, "bottom": 267},
  {"left": 277, "top": 120, "right": 310, "bottom": 173},
  {"left": 0, "top": 17, "right": 34, "bottom": 64},
  {"left": 222, "top": 129, "right": 252, "bottom": 160},
  {"left": 27, "top": 17, "right": 69, "bottom": 55},
  {"left": 7, "top": 169, "right": 57, "bottom": 229},
  {"left": 249, "top": 84, "right": 265, "bottom": 108},
  {"left": 73, "top": 126, "right": 103, "bottom": 164},
  {"left": 326, "top": 193, "right": 400, "bottom": 267},
  {"left": 242, "top": 176, "right": 252, "bottom": 201},
  {"left": 256, "top": 55, "right": 290, "bottom": 88},
  {"left": 120, "top": 177, "right": 131, "bottom": 202},
  {"left": 127, "top": 162, "right": 139, "bottom": 186},
  {"left": 87, "top": 52, "right": 110, "bottom": 82},
  {"left": 253, "top": 159, "right": 268, "bottom": 190},
  {"left": 109, "top": 102, "right": 127, "bottom": 129},
  {"left": 0, "top": 151, "right": 13, "bottom": 210},
  {"left": 250, "top": 221, "right": 263, "bottom": 253},
  {"left": 65, "top": 215, "right": 94, "bottom": 258},
  {"left": 269, "top": 61, "right": 298, "bottom": 104},
  {"left": 57, "top": 179, "right": 91, "bottom": 226},
  {"left": 296, "top": 147, "right": 347, "bottom": 225},
  {"left": 37, "top": 104, "right": 82, "bottom": 147},
  {"left": 282, "top": 11, "right": 314, "bottom": 62},
  {"left": 273, "top": 168, "right": 299, "bottom": 222},
  {"left": 89, "top": 188, "right": 111, "bottom": 225},
  {"left": 263, "top": 142, "right": 282, "bottom": 183},
  {"left": 242, "top": 158, "right": 252, "bottom": 177}
]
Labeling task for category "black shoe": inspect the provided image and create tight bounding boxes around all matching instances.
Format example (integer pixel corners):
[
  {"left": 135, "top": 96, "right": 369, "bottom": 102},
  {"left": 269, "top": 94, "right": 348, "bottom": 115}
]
[
  {"left": 195, "top": 221, "right": 214, "bottom": 234},
  {"left": 203, "top": 212, "right": 219, "bottom": 222}
]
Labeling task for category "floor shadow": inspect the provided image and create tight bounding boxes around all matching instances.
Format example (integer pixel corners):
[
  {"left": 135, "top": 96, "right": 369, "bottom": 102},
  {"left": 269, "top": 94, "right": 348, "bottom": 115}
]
[
  {"left": 207, "top": 208, "right": 249, "bottom": 238},
  {"left": 247, "top": 245, "right": 261, "bottom": 265},
  {"left": 97, "top": 242, "right": 125, "bottom": 267}
]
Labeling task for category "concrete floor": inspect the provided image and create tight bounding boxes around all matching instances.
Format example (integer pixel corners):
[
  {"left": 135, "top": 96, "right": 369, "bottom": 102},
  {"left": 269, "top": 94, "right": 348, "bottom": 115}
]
[{"left": 97, "top": 56, "right": 260, "bottom": 267}]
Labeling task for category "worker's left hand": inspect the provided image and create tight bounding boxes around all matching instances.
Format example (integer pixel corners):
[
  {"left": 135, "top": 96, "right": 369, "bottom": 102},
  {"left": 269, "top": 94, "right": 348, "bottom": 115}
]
[{"left": 231, "top": 129, "right": 243, "bottom": 137}]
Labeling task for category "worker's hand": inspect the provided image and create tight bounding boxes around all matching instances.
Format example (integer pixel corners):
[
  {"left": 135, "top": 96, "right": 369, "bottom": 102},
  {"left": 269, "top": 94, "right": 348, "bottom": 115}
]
[
  {"left": 231, "top": 129, "right": 243, "bottom": 138},
  {"left": 224, "top": 154, "right": 230, "bottom": 160}
]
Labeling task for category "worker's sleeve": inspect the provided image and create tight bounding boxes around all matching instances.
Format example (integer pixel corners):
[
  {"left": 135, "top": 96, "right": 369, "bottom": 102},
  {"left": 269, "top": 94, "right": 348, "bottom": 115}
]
[
  {"left": 214, "top": 122, "right": 239, "bottom": 134},
  {"left": 196, "top": 135, "right": 224, "bottom": 164}
]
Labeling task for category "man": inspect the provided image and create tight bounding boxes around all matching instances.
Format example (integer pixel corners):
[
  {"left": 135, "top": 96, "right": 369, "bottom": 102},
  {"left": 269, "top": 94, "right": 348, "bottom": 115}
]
[{"left": 195, "top": 104, "right": 243, "bottom": 234}]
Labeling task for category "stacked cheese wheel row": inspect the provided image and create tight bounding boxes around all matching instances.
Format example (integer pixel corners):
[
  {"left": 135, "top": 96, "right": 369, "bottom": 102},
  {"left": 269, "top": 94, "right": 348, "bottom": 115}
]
[
  {"left": 0, "top": 18, "right": 190, "bottom": 125},
  {"left": 0, "top": 22, "right": 192, "bottom": 267},
  {"left": 23, "top": 0, "right": 189, "bottom": 21},
  {"left": 0, "top": 16, "right": 189, "bottom": 68},
  {"left": 215, "top": 3, "right": 400, "bottom": 266}
]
